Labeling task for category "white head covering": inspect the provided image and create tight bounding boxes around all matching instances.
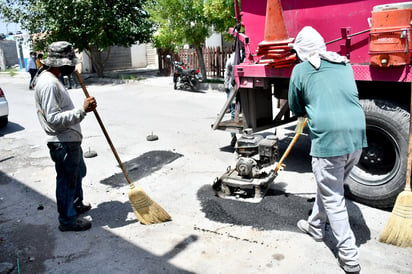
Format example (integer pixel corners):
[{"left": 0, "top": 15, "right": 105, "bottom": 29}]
[{"left": 293, "top": 26, "right": 349, "bottom": 69}]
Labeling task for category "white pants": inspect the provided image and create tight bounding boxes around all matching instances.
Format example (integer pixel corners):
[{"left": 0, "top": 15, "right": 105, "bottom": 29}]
[{"left": 308, "top": 150, "right": 362, "bottom": 266}]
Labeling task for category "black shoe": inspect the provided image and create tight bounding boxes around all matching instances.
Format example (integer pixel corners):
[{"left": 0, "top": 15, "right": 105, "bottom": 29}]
[
  {"left": 59, "top": 218, "right": 91, "bottom": 232},
  {"left": 74, "top": 201, "right": 92, "bottom": 215}
]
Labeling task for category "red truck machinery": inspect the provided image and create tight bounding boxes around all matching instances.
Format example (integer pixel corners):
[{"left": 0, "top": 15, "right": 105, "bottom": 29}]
[{"left": 213, "top": 0, "right": 412, "bottom": 208}]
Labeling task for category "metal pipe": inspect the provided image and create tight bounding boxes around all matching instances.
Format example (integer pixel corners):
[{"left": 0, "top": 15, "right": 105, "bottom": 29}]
[{"left": 326, "top": 29, "right": 370, "bottom": 45}]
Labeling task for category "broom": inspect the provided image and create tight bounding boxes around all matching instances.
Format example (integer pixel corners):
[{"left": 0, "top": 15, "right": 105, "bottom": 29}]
[
  {"left": 75, "top": 71, "right": 171, "bottom": 225},
  {"left": 378, "top": 86, "right": 412, "bottom": 247}
]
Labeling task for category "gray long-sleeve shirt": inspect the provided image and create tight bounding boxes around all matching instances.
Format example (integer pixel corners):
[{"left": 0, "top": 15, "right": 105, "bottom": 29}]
[
  {"left": 224, "top": 54, "right": 234, "bottom": 90},
  {"left": 34, "top": 71, "right": 86, "bottom": 142}
]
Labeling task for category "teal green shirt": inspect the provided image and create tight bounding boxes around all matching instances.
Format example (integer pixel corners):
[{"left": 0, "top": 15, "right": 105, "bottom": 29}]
[{"left": 288, "top": 60, "right": 367, "bottom": 157}]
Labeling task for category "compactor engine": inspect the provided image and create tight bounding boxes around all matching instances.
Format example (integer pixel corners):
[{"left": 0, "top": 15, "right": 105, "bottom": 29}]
[{"left": 213, "top": 130, "right": 278, "bottom": 203}]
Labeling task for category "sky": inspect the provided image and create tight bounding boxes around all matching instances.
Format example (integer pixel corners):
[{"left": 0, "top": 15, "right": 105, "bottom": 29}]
[{"left": 0, "top": 20, "right": 23, "bottom": 35}]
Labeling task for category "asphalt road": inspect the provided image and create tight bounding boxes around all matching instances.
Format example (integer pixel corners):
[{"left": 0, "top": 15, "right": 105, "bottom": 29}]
[{"left": 0, "top": 71, "right": 411, "bottom": 274}]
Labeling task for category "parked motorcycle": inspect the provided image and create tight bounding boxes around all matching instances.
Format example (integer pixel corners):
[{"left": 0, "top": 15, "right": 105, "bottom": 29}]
[{"left": 167, "top": 55, "right": 202, "bottom": 91}]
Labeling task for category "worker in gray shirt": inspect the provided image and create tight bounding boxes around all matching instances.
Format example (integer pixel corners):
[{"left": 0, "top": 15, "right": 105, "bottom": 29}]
[{"left": 34, "top": 41, "right": 97, "bottom": 232}]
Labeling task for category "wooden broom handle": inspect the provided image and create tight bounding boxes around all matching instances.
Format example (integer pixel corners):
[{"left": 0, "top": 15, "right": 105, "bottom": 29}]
[
  {"left": 274, "top": 118, "right": 308, "bottom": 173},
  {"left": 75, "top": 71, "right": 133, "bottom": 185},
  {"left": 406, "top": 83, "right": 412, "bottom": 191}
]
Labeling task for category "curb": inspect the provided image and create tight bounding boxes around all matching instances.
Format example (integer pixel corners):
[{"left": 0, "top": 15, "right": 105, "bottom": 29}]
[{"left": 201, "top": 82, "right": 225, "bottom": 92}]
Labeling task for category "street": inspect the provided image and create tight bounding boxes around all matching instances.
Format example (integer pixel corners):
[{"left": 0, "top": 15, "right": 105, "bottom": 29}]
[{"left": 0, "top": 71, "right": 411, "bottom": 274}]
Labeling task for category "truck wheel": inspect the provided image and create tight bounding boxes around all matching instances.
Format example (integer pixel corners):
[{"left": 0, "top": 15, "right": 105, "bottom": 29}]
[
  {"left": 0, "top": 116, "right": 8, "bottom": 128},
  {"left": 190, "top": 79, "right": 199, "bottom": 91},
  {"left": 345, "top": 99, "right": 409, "bottom": 208}
]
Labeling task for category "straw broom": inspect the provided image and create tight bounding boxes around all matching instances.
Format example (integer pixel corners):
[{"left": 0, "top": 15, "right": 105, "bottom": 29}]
[
  {"left": 75, "top": 71, "right": 171, "bottom": 225},
  {"left": 378, "top": 86, "right": 412, "bottom": 247}
]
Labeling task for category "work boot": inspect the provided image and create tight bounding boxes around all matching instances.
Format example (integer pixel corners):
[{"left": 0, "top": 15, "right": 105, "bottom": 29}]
[
  {"left": 297, "top": 219, "right": 323, "bottom": 242},
  {"left": 74, "top": 201, "right": 92, "bottom": 215},
  {"left": 59, "top": 217, "right": 92, "bottom": 232}
]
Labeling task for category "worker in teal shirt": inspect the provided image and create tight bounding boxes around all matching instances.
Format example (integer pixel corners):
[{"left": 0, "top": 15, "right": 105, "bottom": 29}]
[{"left": 288, "top": 26, "right": 367, "bottom": 273}]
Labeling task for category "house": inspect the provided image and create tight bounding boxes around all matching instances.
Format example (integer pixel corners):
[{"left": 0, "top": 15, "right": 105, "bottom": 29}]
[{"left": 0, "top": 32, "right": 158, "bottom": 73}]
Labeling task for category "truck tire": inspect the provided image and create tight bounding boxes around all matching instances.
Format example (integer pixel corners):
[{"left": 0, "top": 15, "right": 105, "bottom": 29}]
[
  {"left": 190, "top": 78, "right": 200, "bottom": 91},
  {"left": 0, "top": 116, "right": 7, "bottom": 128},
  {"left": 344, "top": 99, "right": 409, "bottom": 208}
]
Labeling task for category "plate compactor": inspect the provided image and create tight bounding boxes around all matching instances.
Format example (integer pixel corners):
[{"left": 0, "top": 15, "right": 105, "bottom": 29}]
[
  {"left": 212, "top": 118, "right": 307, "bottom": 203},
  {"left": 212, "top": 129, "right": 279, "bottom": 203}
]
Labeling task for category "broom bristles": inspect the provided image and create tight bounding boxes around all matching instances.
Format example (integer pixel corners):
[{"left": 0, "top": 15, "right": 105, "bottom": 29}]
[
  {"left": 379, "top": 190, "right": 412, "bottom": 247},
  {"left": 128, "top": 184, "right": 171, "bottom": 225}
]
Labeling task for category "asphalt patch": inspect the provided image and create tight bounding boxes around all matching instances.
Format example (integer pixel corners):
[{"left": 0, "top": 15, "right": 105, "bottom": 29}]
[
  {"left": 197, "top": 184, "right": 371, "bottom": 245},
  {"left": 100, "top": 150, "right": 183, "bottom": 188},
  {"left": 198, "top": 185, "right": 310, "bottom": 232}
]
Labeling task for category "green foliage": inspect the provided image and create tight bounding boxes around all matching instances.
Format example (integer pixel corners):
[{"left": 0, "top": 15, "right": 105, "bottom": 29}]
[
  {"left": 146, "top": 0, "right": 205, "bottom": 50},
  {"left": 0, "top": 0, "right": 155, "bottom": 76},
  {"left": 205, "top": 78, "right": 224, "bottom": 84},
  {"left": 204, "top": 0, "right": 237, "bottom": 34},
  {"left": 146, "top": 0, "right": 235, "bottom": 51},
  {"left": 120, "top": 75, "right": 145, "bottom": 81},
  {"left": 145, "top": 0, "right": 236, "bottom": 80},
  {"left": 5, "top": 67, "right": 17, "bottom": 76}
]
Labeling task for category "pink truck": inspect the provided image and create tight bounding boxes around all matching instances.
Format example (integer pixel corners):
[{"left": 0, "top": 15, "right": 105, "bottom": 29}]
[{"left": 213, "top": 0, "right": 412, "bottom": 208}]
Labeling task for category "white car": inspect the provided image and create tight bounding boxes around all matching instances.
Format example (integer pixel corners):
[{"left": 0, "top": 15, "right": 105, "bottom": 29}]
[{"left": 0, "top": 86, "right": 9, "bottom": 128}]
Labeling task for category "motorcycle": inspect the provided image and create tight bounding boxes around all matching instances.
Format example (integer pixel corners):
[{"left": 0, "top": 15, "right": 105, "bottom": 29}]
[{"left": 167, "top": 55, "right": 202, "bottom": 91}]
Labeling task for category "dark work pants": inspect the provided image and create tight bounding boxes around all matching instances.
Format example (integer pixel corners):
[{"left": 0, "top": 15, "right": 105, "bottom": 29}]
[
  {"left": 28, "top": 68, "right": 37, "bottom": 88},
  {"left": 48, "top": 142, "right": 86, "bottom": 225}
]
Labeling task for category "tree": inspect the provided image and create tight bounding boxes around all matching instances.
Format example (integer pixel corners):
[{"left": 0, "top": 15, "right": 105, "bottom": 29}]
[
  {"left": 0, "top": 0, "right": 155, "bottom": 76},
  {"left": 204, "top": 0, "right": 238, "bottom": 35},
  {"left": 146, "top": 0, "right": 236, "bottom": 80}
]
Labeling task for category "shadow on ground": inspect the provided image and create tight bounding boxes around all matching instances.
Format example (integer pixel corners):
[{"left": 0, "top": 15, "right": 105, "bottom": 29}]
[
  {"left": 0, "top": 122, "right": 25, "bottom": 137},
  {"left": 219, "top": 145, "right": 235, "bottom": 153},
  {"left": 0, "top": 169, "right": 194, "bottom": 273}
]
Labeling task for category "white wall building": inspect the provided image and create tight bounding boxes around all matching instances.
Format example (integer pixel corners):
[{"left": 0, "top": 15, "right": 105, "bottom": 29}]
[
  {"left": 80, "top": 43, "right": 158, "bottom": 73},
  {"left": 205, "top": 32, "right": 223, "bottom": 48}
]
